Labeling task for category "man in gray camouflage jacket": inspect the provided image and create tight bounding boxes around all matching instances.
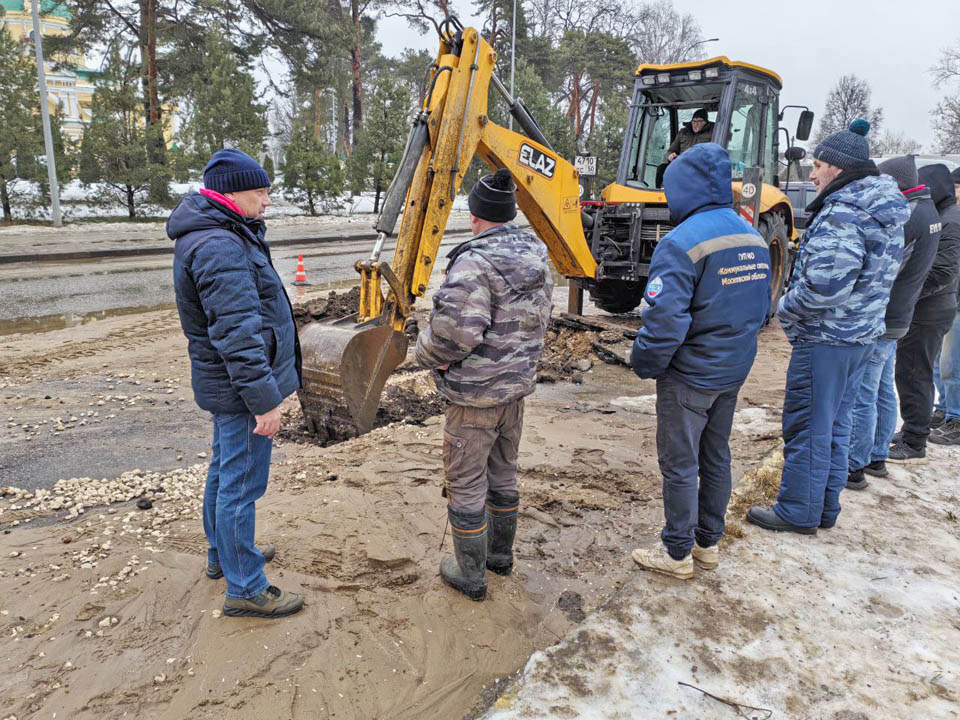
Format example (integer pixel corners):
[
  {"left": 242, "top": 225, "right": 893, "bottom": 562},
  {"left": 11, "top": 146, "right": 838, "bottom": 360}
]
[{"left": 416, "top": 168, "right": 553, "bottom": 601}]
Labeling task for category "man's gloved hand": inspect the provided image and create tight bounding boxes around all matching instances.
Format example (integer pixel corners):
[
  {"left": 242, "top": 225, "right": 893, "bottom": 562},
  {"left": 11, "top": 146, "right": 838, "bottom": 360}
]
[{"left": 404, "top": 317, "right": 419, "bottom": 342}]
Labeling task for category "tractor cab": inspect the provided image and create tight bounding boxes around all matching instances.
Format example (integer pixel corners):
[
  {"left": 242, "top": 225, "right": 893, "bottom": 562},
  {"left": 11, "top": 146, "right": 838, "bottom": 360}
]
[
  {"left": 620, "top": 58, "right": 783, "bottom": 190},
  {"left": 581, "top": 56, "right": 813, "bottom": 315}
]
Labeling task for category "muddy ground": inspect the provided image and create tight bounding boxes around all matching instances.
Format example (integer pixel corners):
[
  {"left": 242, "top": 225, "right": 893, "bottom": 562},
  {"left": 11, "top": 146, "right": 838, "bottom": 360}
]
[{"left": 0, "top": 284, "right": 792, "bottom": 719}]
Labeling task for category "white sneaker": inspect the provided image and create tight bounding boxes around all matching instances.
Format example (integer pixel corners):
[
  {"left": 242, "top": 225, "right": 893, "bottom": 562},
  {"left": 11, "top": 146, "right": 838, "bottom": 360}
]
[
  {"left": 692, "top": 541, "right": 718, "bottom": 570},
  {"left": 631, "top": 546, "right": 694, "bottom": 580}
]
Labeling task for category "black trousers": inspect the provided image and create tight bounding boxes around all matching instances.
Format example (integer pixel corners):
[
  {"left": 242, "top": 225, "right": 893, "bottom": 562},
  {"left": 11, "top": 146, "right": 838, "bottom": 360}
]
[
  {"left": 896, "top": 299, "right": 957, "bottom": 449},
  {"left": 655, "top": 372, "right": 741, "bottom": 559}
]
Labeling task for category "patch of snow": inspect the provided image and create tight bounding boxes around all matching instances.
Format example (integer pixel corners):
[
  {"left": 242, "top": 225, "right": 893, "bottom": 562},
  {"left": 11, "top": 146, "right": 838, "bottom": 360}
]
[{"left": 609, "top": 395, "right": 657, "bottom": 415}]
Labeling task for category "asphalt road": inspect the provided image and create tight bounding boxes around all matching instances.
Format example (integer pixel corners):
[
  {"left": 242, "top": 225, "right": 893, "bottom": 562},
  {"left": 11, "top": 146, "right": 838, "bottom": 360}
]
[{"left": 0, "top": 233, "right": 471, "bottom": 335}]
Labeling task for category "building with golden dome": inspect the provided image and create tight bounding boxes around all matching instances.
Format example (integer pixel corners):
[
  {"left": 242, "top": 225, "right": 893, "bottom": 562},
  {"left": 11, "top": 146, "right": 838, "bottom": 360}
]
[{"left": 1, "top": 0, "right": 99, "bottom": 140}]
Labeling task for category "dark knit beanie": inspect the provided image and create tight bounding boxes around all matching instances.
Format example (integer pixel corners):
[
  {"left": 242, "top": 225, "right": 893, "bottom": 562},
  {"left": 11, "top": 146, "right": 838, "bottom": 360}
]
[
  {"left": 692, "top": 108, "right": 708, "bottom": 121},
  {"left": 878, "top": 155, "right": 918, "bottom": 191},
  {"left": 468, "top": 168, "right": 517, "bottom": 223},
  {"left": 813, "top": 119, "right": 871, "bottom": 170},
  {"left": 203, "top": 149, "right": 271, "bottom": 194},
  {"left": 952, "top": 167, "right": 960, "bottom": 184}
]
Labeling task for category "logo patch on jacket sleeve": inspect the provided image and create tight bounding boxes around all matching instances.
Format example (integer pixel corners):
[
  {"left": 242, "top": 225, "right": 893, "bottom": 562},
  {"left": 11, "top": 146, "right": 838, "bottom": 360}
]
[{"left": 647, "top": 276, "right": 664, "bottom": 298}]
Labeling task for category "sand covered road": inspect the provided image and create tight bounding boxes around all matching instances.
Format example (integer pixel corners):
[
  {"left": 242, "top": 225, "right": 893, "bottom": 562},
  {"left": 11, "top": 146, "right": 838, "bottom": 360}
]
[{"left": 0, "top": 291, "right": 792, "bottom": 719}]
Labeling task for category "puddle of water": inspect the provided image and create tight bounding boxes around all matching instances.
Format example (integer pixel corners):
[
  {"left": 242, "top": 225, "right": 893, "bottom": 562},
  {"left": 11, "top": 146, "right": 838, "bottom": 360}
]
[
  {"left": 0, "top": 278, "right": 365, "bottom": 337},
  {"left": 0, "top": 303, "right": 176, "bottom": 337}
]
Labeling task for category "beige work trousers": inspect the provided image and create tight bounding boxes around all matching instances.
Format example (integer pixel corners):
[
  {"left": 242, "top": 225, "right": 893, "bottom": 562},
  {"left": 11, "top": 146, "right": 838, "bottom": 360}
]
[{"left": 442, "top": 399, "right": 524, "bottom": 514}]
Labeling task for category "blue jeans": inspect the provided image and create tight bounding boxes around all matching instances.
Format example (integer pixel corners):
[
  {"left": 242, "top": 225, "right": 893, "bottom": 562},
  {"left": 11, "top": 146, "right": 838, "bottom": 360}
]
[
  {"left": 203, "top": 412, "right": 273, "bottom": 599},
  {"left": 775, "top": 342, "right": 870, "bottom": 528},
  {"left": 848, "top": 339, "right": 897, "bottom": 471},
  {"left": 655, "top": 373, "right": 740, "bottom": 559},
  {"left": 934, "top": 311, "right": 960, "bottom": 420},
  {"left": 872, "top": 341, "right": 898, "bottom": 463}
]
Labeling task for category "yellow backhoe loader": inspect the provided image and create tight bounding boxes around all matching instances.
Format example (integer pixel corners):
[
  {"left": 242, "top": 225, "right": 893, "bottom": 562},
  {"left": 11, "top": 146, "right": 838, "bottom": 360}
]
[{"left": 297, "top": 17, "right": 813, "bottom": 439}]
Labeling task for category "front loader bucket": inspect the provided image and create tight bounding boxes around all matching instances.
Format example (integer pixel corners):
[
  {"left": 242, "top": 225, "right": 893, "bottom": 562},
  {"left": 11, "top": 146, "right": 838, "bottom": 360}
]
[{"left": 297, "top": 318, "right": 409, "bottom": 442}]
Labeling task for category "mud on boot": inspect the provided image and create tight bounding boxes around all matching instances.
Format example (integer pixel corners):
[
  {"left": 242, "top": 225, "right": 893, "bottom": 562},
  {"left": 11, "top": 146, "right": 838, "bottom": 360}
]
[
  {"left": 440, "top": 507, "right": 488, "bottom": 601},
  {"left": 486, "top": 491, "right": 519, "bottom": 576},
  {"left": 222, "top": 584, "right": 304, "bottom": 619}
]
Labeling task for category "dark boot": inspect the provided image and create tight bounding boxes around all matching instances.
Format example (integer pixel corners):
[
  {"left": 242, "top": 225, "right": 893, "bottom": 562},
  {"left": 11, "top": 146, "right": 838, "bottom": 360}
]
[
  {"left": 440, "top": 507, "right": 488, "bottom": 601},
  {"left": 846, "top": 468, "right": 868, "bottom": 491},
  {"left": 746, "top": 506, "right": 817, "bottom": 535},
  {"left": 486, "top": 491, "right": 519, "bottom": 576}
]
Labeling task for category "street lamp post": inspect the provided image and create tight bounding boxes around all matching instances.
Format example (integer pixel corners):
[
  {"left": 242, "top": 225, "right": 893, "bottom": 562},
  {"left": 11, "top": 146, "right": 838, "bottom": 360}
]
[
  {"left": 30, "top": 0, "right": 62, "bottom": 227},
  {"left": 509, "top": 0, "right": 516, "bottom": 131},
  {"left": 679, "top": 37, "right": 719, "bottom": 61}
]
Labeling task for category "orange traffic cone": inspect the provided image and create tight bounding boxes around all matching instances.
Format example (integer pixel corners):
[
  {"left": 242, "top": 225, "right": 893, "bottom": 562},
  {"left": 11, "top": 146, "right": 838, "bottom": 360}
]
[{"left": 293, "top": 254, "right": 311, "bottom": 286}]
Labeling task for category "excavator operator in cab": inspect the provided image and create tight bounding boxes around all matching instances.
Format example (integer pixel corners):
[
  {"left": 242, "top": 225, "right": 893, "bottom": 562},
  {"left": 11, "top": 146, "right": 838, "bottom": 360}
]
[{"left": 667, "top": 108, "right": 714, "bottom": 162}]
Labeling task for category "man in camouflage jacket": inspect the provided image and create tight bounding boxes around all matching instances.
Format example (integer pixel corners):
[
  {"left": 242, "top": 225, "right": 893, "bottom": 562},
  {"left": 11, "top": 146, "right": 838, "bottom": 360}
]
[
  {"left": 747, "top": 120, "right": 908, "bottom": 535},
  {"left": 416, "top": 168, "right": 553, "bottom": 601}
]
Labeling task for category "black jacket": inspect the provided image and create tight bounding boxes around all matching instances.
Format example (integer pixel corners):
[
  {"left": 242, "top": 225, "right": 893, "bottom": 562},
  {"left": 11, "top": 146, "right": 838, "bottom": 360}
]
[
  {"left": 667, "top": 121, "right": 714, "bottom": 156},
  {"left": 916, "top": 164, "right": 960, "bottom": 309},
  {"left": 882, "top": 185, "right": 940, "bottom": 338}
]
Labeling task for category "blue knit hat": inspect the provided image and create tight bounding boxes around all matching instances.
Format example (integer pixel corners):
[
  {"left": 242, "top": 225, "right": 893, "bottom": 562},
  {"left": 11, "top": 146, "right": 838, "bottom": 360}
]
[
  {"left": 813, "top": 119, "right": 871, "bottom": 170},
  {"left": 203, "top": 149, "right": 271, "bottom": 194}
]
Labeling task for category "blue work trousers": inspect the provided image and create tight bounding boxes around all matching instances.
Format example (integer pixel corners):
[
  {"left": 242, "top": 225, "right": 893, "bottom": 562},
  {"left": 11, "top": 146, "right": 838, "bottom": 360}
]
[
  {"left": 655, "top": 372, "right": 741, "bottom": 560},
  {"left": 203, "top": 411, "right": 273, "bottom": 599},
  {"left": 934, "top": 310, "right": 960, "bottom": 421},
  {"left": 775, "top": 342, "right": 870, "bottom": 528},
  {"left": 848, "top": 339, "right": 897, "bottom": 471},
  {"left": 871, "top": 340, "right": 899, "bottom": 464}
]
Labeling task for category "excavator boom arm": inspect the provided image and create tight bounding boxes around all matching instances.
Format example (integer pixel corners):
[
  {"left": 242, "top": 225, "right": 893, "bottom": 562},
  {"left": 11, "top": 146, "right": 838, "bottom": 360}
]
[
  {"left": 298, "top": 24, "right": 596, "bottom": 439},
  {"left": 376, "top": 26, "right": 596, "bottom": 327}
]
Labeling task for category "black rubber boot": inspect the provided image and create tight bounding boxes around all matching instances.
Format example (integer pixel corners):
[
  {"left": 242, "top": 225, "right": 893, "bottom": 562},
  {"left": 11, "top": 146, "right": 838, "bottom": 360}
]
[
  {"left": 440, "top": 507, "right": 488, "bottom": 601},
  {"left": 486, "top": 491, "right": 519, "bottom": 576}
]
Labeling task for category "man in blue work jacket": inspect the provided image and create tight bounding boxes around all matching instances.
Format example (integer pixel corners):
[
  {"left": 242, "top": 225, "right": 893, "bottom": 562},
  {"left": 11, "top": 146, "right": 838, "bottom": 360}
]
[{"left": 630, "top": 143, "right": 771, "bottom": 579}]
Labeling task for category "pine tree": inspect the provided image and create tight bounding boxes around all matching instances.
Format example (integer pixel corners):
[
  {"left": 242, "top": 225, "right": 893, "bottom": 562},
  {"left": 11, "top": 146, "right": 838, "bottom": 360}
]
[
  {"left": 283, "top": 116, "right": 344, "bottom": 216},
  {"left": 0, "top": 26, "right": 43, "bottom": 222},
  {"left": 263, "top": 154, "right": 275, "bottom": 183},
  {"left": 346, "top": 75, "right": 411, "bottom": 213},
  {"left": 184, "top": 30, "right": 268, "bottom": 164},
  {"left": 79, "top": 47, "right": 169, "bottom": 218}
]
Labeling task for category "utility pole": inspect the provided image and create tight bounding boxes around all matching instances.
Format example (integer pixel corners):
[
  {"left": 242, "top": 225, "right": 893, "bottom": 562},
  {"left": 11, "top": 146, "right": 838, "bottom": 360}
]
[
  {"left": 30, "top": 0, "right": 62, "bottom": 227},
  {"left": 509, "top": 0, "right": 516, "bottom": 131}
]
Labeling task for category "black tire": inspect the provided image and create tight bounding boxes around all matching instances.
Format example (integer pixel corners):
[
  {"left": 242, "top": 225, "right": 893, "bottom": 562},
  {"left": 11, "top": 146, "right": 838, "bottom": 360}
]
[
  {"left": 587, "top": 279, "right": 647, "bottom": 315},
  {"left": 758, "top": 212, "right": 789, "bottom": 319}
]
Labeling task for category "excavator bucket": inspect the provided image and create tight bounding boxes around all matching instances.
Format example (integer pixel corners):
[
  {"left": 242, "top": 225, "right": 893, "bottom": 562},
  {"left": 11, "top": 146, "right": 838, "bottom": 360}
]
[{"left": 297, "top": 318, "right": 409, "bottom": 442}]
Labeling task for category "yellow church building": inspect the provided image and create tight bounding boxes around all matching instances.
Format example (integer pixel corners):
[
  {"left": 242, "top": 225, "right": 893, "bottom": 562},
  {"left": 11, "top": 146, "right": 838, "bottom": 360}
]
[{"left": 1, "top": 0, "right": 99, "bottom": 141}]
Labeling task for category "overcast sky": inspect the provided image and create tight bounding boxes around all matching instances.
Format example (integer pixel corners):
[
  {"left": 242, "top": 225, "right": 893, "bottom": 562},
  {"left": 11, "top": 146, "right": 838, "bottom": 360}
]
[{"left": 377, "top": 0, "right": 958, "bottom": 151}]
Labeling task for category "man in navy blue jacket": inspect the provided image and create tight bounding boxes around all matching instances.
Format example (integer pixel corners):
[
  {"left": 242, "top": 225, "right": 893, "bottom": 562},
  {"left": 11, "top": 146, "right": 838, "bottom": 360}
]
[
  {"left": 169, "top": 149, "right": 303, "bottom": 619},
  {"left": 630, "top": 143, "right": 770, "bottom": 579}
]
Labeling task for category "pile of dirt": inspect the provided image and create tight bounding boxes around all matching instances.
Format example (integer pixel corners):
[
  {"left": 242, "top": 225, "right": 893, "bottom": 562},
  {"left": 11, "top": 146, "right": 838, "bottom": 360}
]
[
  {"left": 291, "top": 286, "right": 361, "bottom": 329},
  {"left": 537, "top": 326, "right": 598, "bottom": 384},
  {"left": 278, "top": 370, "right": 444, "bottom": 446},
  {"left": 376, "top": 375, "right": 446, "bottom": 425},
  {"left": 537, "top": 322, "right": 632, "bottom": 384}
]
